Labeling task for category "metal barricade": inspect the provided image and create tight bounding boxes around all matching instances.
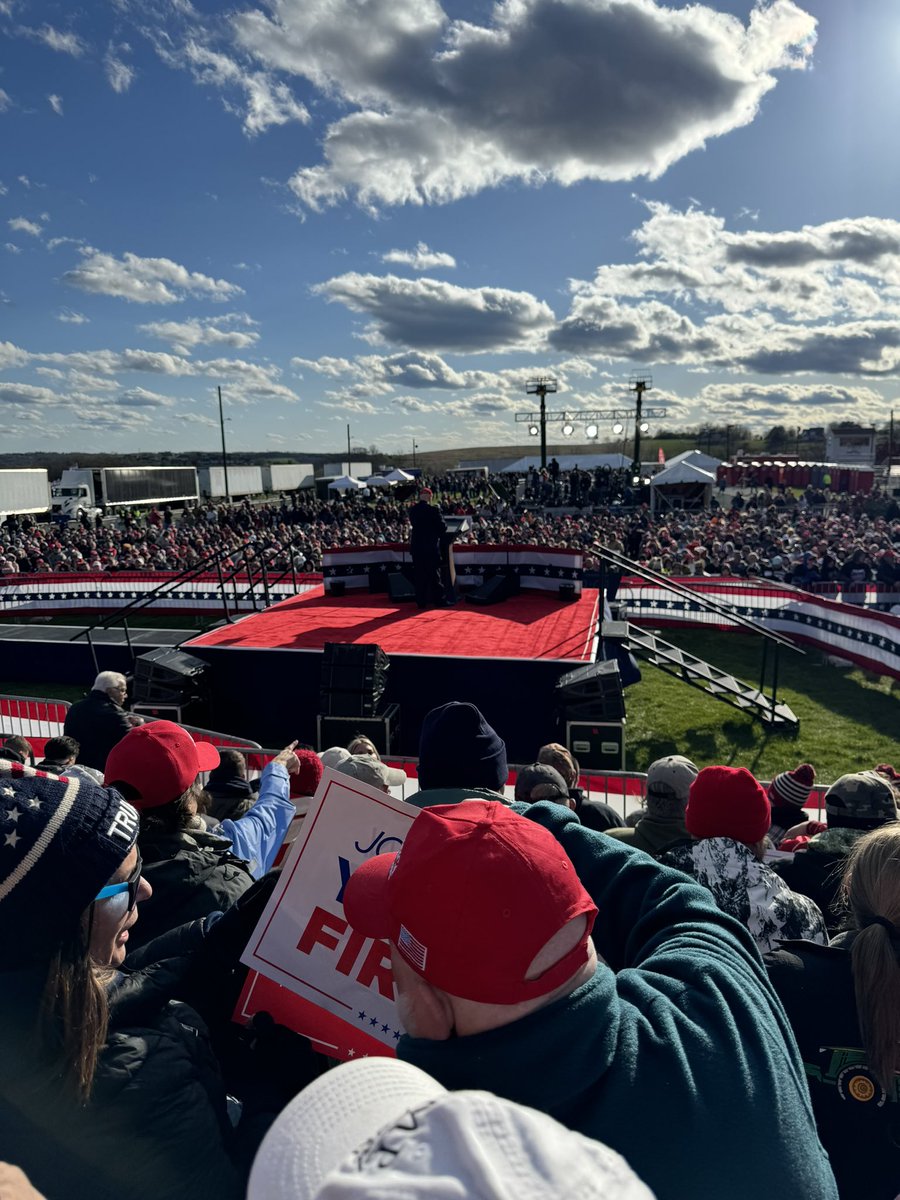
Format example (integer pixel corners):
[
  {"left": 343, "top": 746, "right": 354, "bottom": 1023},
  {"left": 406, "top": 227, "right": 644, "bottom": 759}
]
[{"left": 0, "top": 694, "right": 71, "bottom": 746}]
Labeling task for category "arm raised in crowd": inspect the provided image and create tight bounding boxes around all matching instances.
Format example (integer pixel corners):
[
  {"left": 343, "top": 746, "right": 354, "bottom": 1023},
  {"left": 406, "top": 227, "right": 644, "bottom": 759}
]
[{"left": 216, "top": 744, "right": 299, "bottom": 877}]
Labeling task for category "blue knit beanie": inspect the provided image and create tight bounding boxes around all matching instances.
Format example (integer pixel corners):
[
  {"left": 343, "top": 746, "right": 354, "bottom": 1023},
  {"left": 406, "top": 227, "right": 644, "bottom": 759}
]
[
  {"left": 417, "top": 702, "right": 508, "bottom": 793},
  {"left": 0, "top": 760, "right": 139, "bottom": 954}
]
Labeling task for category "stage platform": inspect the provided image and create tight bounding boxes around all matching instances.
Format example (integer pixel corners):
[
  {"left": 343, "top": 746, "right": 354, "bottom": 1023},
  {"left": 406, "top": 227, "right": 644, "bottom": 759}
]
[{"left": 184, "top": 586, "right": 600, "bottom": 761}]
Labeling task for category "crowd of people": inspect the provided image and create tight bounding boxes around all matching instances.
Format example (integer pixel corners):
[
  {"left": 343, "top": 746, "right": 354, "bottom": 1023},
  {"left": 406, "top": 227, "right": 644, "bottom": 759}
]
[
  {"left": 0, "top": 468, "right": 898, "bottom": 591},
  {"left": 0, "top": 674, "right": 898, "bottom": 1198}
]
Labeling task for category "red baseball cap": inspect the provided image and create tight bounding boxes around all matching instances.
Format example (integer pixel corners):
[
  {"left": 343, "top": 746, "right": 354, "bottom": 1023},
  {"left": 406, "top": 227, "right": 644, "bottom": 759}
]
[
  {"left": 343, "top": 801, "right": 597, "bottom": 1005},
  {"left": 104, "top": 720, "right": 220, "bottom": 809}
]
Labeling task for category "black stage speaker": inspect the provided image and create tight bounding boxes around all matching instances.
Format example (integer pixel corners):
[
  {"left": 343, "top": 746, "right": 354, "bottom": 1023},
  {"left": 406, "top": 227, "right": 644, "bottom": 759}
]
[
  {"left": 566, "top": 720, "right": 626, "bottom": 771},
  {"left": 319, "top": 642, "right": 389, "bottom": 718},
  {"left": 465, "top": 573, "right": 520, "bottom": 606},
  {"left": 317, "top": 703, "right": 400, "bottom": 756},
  {"left": 133, "top": 648, "right": 209, "bottom": 706},
  {"left": 554, "top": 659, "right": 625, "bottom": 721},
  {"left": 387, "top": 572, "right": 416, "bottom": 602}
]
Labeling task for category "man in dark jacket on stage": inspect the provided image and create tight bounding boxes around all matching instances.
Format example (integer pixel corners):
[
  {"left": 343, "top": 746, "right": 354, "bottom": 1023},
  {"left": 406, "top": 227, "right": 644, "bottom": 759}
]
[
  {"left": 408, "top": 488, "right": 446, "bottom": 609},
  {"left": 64, "top": 670, "right": 144, "bottom": 771}
]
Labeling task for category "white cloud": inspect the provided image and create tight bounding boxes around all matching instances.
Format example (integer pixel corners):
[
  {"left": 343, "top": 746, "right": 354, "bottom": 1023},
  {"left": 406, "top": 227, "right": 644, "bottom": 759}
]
[
  {"left": 22, "top": 25, "right": 87, "bottom": 57},
  {"left": 62, "top": 247, "right": 244, "bottom": 303},
  {"left": 0, "top": 381, "right": 59, "bottom": 405},
  {"left": 8, "top": 216, "right": 43, "bottom": 237},
  {"left": 48, "top": 93, "right": 63, "bottom": 115},
  {"left": 105, "top": 43, "right": 136, "bottom": 92},
  {"left": 182, "top": 40, "right": 309, "bottom": 135},
  {"left": 4, "top": 243, "right": 21, "bottom": 255},
  {"left": 56, "top": 308, "right": 89, "bottom": 324},
  {"left": 0, "top": 342, "right": 29, "bottom": 369},
  {"left": 382, "top": 242, "right": 456, "bottom": 270},
  {"left": 234, "top": 0, "right": 819, "bottom": 209},
  {"left": 314, "top": 272, "right": 554, "bottom": 351},
  {"left": 0, "top": 89, "right": 11, "bottom": 112},
  {"left": 544, "top": 202, "right": 900, "bottom": 376},
  {"left": 138, "top": 312, "right": 259, "bottom": 354},
  {"left": 0, "top": 181, "right": 7, "bottom": 195},
  {"left": 117, "top": 386, "right": 177, "bottom": 407}
]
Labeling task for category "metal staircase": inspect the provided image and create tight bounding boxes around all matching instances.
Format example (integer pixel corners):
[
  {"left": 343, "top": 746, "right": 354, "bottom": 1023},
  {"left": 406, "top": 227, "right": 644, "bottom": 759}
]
[
  {"left": 624, "top": 623, "right": 799, "bottom": 729},
  {"left": 593, "top": 543, "right": 802, "bottom": 733}
]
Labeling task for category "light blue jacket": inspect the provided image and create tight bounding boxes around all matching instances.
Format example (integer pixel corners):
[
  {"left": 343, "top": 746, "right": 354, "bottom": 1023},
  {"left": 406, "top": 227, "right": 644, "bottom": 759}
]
[{"left": 217, "top": 760, "right": 293, "bottom": 877}]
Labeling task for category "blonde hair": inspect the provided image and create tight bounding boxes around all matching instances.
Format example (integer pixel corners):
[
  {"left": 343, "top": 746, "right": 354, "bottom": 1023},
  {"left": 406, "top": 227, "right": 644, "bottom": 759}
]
[{"left": 840, "top": 825, "right": 900, "bottom": 1090}]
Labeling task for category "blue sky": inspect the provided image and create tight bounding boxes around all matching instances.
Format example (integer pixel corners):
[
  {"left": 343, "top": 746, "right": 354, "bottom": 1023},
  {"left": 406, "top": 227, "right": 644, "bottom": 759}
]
[{"left": 1, "top": 0, "right": 898, "bottom": 458}]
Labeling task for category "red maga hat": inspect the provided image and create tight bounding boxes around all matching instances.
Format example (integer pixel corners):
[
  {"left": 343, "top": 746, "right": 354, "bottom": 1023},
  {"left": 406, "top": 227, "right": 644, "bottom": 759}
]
[
  {"left": 343, "top": 801, "right": 597, "bottom": 1005},
  {"left": 104, "top": 720, "right": 220, "bottom": 809}
]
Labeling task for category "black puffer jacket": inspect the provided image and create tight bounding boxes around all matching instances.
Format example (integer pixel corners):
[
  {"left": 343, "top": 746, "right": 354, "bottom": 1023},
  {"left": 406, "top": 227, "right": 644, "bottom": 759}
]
[
  {"left": 0, "top": 933, "right": 243, "bottom": 1200},
  {"left": 129, "top": 827, "right": 253, "bottom": 951}
]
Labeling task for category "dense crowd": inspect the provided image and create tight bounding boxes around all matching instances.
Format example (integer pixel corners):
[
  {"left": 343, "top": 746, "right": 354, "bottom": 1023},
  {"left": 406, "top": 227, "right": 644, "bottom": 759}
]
[
  {"left": 0, "top": 468, "right": 898, "bottom": 589},
  {"left": 0, "top": 674, "right": 898, "bottom": 1198}
]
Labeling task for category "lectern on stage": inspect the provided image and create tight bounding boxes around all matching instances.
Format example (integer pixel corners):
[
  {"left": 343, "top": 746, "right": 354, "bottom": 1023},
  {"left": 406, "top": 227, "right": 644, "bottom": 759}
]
[{"left": 441, "top": 515, "right": 472, "bottom": 598}]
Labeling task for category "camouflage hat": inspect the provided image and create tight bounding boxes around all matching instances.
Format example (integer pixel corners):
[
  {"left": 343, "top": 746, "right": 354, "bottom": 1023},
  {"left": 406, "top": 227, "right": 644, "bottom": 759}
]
[{"left": 825, "top": 771, "right": 898, "bottom": 831}]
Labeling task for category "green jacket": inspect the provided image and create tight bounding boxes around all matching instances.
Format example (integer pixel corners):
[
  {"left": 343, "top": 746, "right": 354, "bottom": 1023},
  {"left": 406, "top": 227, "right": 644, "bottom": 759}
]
[
  {"left": 400, "top": 801, "right": 838, "bottom": 1200},
  {"left": 605, "top": 812, "right": 688, "bottom": 856},
  {"left": 403, "top": 786, "right": 511, "bottom": 809}
]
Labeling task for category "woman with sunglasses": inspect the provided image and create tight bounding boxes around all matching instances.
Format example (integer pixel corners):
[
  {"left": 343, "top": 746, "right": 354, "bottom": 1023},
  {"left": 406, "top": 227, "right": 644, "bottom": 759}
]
[{"left": 0, "top": 760, "right": 247, "bottom": 1200}]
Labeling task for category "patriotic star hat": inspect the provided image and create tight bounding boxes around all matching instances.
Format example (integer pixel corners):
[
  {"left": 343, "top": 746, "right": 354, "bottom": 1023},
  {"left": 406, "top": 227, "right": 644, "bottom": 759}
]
[{"left": 0, "top": 760, "right": 139, "bottom": 955}]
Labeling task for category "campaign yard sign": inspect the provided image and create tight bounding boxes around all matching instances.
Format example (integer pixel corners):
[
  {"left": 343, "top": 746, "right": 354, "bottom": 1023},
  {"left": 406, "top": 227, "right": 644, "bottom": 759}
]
[{"left": 240, "top": 767, "right": 416, "bottom": 1058}]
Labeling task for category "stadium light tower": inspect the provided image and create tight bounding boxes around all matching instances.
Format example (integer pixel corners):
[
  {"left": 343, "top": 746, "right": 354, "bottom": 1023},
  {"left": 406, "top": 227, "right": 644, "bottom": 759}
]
[
  {"left": 525, "top": 377, "right": 558, "bottom": 469},
  {"left": 629, "top": 372, "right": 653, "bottom": 481}
]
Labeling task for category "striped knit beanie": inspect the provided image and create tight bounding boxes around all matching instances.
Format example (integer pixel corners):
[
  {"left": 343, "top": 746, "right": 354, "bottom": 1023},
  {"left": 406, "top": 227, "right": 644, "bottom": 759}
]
[
  {"left": 768, "top": 763, "right": 816, "bottom": 809},
  {"left": 0, "top": 760, "right": 139, "bottom": 953}
]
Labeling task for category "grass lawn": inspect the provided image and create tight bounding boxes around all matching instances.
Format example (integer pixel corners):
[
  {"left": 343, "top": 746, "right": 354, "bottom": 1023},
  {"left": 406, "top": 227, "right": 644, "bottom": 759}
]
[
  {"left": 623, "top": 630, "right": 899, "bottom": 785},
  {"left": 3, "top": 629, "right": 897, "bottom": 787}
]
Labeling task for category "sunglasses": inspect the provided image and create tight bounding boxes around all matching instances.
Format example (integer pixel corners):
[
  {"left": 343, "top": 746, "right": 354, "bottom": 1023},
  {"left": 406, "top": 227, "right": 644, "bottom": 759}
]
[{"left": 94, "top": 848, "right": 143, "bottom": 911}]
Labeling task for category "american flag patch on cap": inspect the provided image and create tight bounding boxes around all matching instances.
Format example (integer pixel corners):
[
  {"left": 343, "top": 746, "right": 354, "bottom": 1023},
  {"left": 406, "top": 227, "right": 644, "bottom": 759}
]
[{"left": 398, "top": 924, "right": 428, "bottom": 971}]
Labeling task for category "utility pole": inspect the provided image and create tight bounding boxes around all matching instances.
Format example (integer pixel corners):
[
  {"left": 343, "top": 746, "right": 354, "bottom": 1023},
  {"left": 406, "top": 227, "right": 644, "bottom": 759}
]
[
  {"left": 525, "top": 378, "right": 558, "bottom": 469},
  {"left": 217, "top": 385, "right": 231, "bottom": 503},
  {"left": 346, "top": 423, "right": 352, "bottom": 474},
  {"left": 629, "top": 373, "right": 653, "bottom": 480},
  {"left": 412, "top": 439, "right": 418, "bottom": 468}
]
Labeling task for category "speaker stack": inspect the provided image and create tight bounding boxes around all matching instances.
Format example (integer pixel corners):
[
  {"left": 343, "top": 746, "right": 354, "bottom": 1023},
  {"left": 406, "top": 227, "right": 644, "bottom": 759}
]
[
  {"left": 317, "top": 642, "right": 399, "bottom": 754},
  {"left": 554, "top": 659, "right": 626, "bottom": 771},
  {"left": 465, "top": 571, "right": 521, "bottom": 606},
  {"left": 131, "top": 647, "right": 210, "bottom": 724}
]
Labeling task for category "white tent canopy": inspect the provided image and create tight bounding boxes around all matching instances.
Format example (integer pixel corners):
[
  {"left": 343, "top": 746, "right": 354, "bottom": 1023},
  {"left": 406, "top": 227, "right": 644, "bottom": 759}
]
[
  {"left": 365, "top": 475, "right": 395, "bottom": 487},
  {"left": 666, "top": 448, "right": 721, "bottom": 473},
  {"left": 384, "top": 467, "right": 415, "bottom": 482},
  {"left": 327, "top": 475, "right": 366, "bottom": 491},
  {"left": 649, "top": 460, "right": 716, "bottom": 513},
  {"left": 499, "top": 453, "right": 630, "bottom": 473}
]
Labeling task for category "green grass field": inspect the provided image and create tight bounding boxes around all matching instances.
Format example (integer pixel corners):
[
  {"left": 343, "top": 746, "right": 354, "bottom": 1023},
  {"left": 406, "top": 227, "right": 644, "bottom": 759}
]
[
  {"left": 2, "top": 631, "right": 896, "bottom": 787},
  {"left": 622, "top": 630, "right": 898, "bottom": 785}
]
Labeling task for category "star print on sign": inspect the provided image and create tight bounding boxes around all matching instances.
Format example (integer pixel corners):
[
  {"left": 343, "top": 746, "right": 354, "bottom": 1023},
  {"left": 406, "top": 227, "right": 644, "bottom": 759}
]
[
  {"left": 26, "top": 798, "right": 41, "bottom": 810},
  {"left": 4, "top": 831, "right": 20, "bottom": 848},
  {"left": 0, "top": 787, "right": 14, "bottom": 799},
  {"left": 5, "top": 808, "right": 21, "bottom": 823}
]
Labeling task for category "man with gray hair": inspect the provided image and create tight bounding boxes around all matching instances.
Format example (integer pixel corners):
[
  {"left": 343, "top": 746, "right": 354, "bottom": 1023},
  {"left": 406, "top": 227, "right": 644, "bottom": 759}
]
[
  {"left": 605, "top": 755, "right": 699, "bottom": 856},
  {"left": 63, "top": 669, "right": 144, "bottom": 772}
]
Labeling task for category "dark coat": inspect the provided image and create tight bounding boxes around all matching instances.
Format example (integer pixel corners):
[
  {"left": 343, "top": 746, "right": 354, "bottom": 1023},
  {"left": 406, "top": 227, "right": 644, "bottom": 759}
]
[
  {"left": 64, "top": 689, "right": 133, "bottom": 771},
  {"left": 0, "top": 941, "right": 244, "bottom": 1200},
  {"left": 766, "top": 935, "right": 900, "bottom": 1200},
  {"left": 409, "top": 499, "right": 445, "bottom": 562},
  {"left": 770, "top": 842, "right": 849, "bottom": 933},
  {"left": 128, "top": 826, "right": 253, "bottom": 951}
]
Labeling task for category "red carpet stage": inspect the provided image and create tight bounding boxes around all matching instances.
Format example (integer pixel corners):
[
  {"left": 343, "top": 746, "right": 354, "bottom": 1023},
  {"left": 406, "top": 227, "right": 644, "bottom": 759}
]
[{"left": 184, "top": 586, "right": 600, "bottom": 761}]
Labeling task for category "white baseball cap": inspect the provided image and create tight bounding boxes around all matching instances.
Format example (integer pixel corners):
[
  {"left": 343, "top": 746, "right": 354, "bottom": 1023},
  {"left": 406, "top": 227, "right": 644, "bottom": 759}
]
[
  {"left": 337, "top": 754, "right": 407, "bottom": 789},
  {"left": 645, "top": 755, "right": 699, "bottom": 802},
  {"left": 248, "top": 1057, "right": 655, "bottom": 1200},
  {"left": 319, "top": 747, "right": 351, "bottom": 770}
]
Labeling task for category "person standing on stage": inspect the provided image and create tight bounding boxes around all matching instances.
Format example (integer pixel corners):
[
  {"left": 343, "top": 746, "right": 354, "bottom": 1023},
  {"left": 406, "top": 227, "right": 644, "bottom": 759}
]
[{"left": 409, "top": 487, "right": 446, "bottom": 609}]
